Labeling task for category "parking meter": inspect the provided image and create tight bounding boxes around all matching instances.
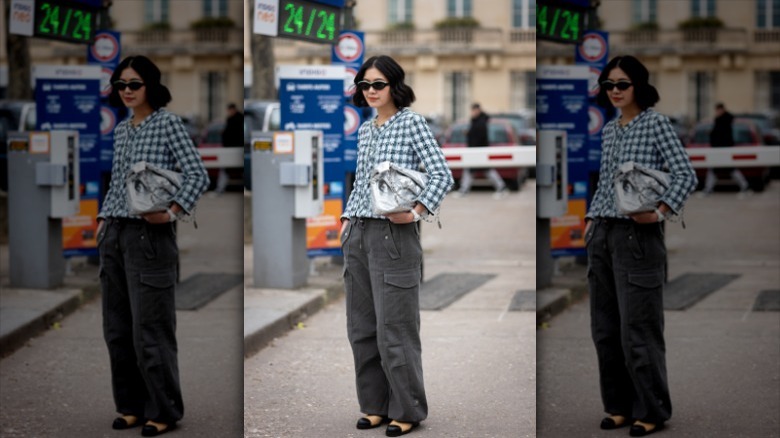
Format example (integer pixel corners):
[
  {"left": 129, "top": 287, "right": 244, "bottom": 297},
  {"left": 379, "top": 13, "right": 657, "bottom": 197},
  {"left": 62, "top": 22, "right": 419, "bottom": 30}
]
[
  {"left": 251, "top": 130, "right": 324, "bottom": 289},
  {"left": 7, "top": 130, "right": 80, "bottom": 288},
  {"left": 537, "top": 130, "right": 568, "bottom": 218}
]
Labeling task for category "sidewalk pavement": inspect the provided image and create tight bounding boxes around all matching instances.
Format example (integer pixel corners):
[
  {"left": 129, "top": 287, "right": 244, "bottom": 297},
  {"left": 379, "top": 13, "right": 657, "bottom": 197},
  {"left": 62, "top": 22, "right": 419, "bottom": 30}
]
[
  {"left": 0, "top": 246, "right": 101, "bottom": 358},
  {"left": 0, "top": 191, "right": 244, "bottom": 358},
  {"left": 243, "top": 246, "right": 345, "bottom": 358}
]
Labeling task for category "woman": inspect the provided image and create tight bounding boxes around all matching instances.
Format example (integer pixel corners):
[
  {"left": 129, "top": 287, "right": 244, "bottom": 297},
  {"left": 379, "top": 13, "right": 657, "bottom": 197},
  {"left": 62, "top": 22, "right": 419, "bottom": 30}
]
[
  {"left": 96, "top": 55, "right": 208, "bottom": 437},
  {"left": 340, "top": 55, "right": 453, "bottom": 437},
  {"left": 584, "top": 55, "right": 697, "bottom": 437}
]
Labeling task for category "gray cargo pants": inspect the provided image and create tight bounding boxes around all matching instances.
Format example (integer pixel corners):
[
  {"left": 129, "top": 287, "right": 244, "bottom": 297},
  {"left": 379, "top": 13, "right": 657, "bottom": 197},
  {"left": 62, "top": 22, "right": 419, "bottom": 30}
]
[
  {"left": 342, "top": 218, "right": 428, "bottom": 423},
  {"left": 586, "top": 218, "right": 672, "bottom": 424},
  {"left": 98, "top": 218, "right": 183, "bottom": 423}
]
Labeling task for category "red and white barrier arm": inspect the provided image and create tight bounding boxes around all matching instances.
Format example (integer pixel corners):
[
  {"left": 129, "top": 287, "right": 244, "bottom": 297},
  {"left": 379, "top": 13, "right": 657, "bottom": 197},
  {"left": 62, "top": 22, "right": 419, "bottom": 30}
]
[
  {"left": 198, "top": 147, "right": 244, "bottom": 169},
  {"left": 442, "top": 146, "right": 536, "bottom": 169},
  {"left": 687, "top": 146, "right": 780, "bottom": 168}
]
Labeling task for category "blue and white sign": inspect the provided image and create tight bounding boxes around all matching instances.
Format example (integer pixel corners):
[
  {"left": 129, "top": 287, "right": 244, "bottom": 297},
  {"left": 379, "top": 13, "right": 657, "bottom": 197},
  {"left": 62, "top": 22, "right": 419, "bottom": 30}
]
[
  {"left": 278, "top": 65, "right": 345, "bottom": 256},
  {"left": 278, "top": 65, "right": 345, "bottom": 182},
  {"left": 331, "top": 30, "right": 366, "bottom": 175},
  {"left": 87, "top": 30, "right": 121, "bottom": 173},
  {"left": 332, "top": 31, "right": 364, "bottom": 66},
  {"left": 575, "top": 30, "right": 609, "bottom": 173},
  {"left": 537, "top": 65, "right": 589, "bottom": 257},
  {"left": 35, "top": 65, "right": 102, "bottom": 175},
  {"left": 35, "top": 64, "right": 101, "bottom": 257},
  {"left": 88, "top": 31, "right": 121, "bottom": 65}
]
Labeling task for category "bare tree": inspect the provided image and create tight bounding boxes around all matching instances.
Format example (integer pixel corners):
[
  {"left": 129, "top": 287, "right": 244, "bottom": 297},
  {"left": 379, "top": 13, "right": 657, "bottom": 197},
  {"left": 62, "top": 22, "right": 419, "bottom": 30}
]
[
  {"left": 5, "top": 0, "right": 33, "bottom": 100},
  {"left": 248, "top": 0, "right": 276, "bottom": 100}
]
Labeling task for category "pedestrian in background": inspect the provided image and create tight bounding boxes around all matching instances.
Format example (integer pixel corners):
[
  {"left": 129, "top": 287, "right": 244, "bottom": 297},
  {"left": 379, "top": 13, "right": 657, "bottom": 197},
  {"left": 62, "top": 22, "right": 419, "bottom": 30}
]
[
  {"left": 455, "top": 103, "right": 508, "bottom": 198},
  {"left": 215, "top": 102, "right": 244, "bottom": 194},
  {"left": 97, "top": 55, "right": 209, "bottom": 437},
  {"left": 341, "top": 55, "right": 453, "bottom": 437},
  {"left": 584, "top": 55, "right": 697, "bottom": 437},
  {"left": 700, "top": 102, "right": 751, "bottom": 197}
]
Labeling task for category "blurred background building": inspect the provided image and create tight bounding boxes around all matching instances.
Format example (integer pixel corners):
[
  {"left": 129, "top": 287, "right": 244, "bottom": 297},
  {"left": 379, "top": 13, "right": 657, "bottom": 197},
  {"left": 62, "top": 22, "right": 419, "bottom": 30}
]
[
  {"left": 0, "top": 0, "right": 245, "bottom": 128},
  {"left": 538, "top": 0, "right": 780, "bottom": 126},
  {"left": 244, "top": 0, "right": 537, "bottom": 125}
]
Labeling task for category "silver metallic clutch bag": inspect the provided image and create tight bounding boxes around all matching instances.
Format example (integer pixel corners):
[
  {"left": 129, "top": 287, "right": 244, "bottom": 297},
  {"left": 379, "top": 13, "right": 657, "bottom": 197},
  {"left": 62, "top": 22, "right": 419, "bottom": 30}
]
[
  {"left": 125, "top": 161, "right": 183, "bottom": 215},
  {"left": 370, "top": 161, "right": 428, "bottom": 215},
  {"left": 613, "top": 161, "right": 671, "bottom": 215}
]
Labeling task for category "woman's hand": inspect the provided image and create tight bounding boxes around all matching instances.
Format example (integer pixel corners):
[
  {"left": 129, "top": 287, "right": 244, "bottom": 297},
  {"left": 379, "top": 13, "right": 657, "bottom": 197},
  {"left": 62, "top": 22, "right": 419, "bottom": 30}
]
[
  {"left": 629, "top": 203, "right": 671, "bottom": 224},
  {"left": 629, "top": 211, "right": 658, "bottom": 224},
  {"left": 142, "top": 211, "right": 172, "bottom": 224},
  {"left": 584, "top": 219, "right": 592, "bottom": 235},
  {"left": 340, "top": 219, "right": 350, "bottom": 236},
  {"left": 385, "top": 211, "right": 415, "bottom": 224},
  {"left": 143, "top": 203, "right": 183, "bottom": 224},
  {"left": 96, "top": 219, "right": 105, "bottom": 236}
]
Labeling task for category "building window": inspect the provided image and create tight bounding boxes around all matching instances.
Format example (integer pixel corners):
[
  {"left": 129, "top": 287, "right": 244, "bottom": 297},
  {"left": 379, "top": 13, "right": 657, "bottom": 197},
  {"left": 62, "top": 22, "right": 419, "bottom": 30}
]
[
  {"left": 755, "top": 70, "right": 780, "bottom": 113},
  {"left": 444, "top": 71, "right": 471, "bottom": 122},
  {"left": 388, "top": 0, "right": 413, "bottom": 25},
  {"left": 447, "top": 0, "right": 473, "bottom": 18},
  {"left": 513, "top": 0, "right": 536, "bottom": 28},
  {"left": 203, "top": 0, "right": 228, "bottom": 17},
  {"left": 201, "top": 71, "right": 226, "bottom": 123},
  {"left": 510, "top": 70, "right": 536, "bottom": 111},
  {"left": 690, "top": 0, "right": 715, "bottom": 18},
  {"left": 144, "top": 0, "right": 169, "bottom": 24},
  {"left": 632, "top": 0, "right": 657, "bottom": 24},
  {"left": 688, "top": 71, "right": 714, "bottom": 121},
  {"left": 757, "top": 0, "right": 780, "bottom": 28}
]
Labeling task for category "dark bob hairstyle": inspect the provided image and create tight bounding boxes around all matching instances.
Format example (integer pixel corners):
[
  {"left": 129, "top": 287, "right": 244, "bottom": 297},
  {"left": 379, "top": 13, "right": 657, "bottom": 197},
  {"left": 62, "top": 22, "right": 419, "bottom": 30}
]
[
  {"left": 108, "top": 55, "right": 172, "bottom": 110},
  {"left": 596, "top": 55, "right": 659, "bottom": 110},
  {"left": 352, "top": 55, "right": 415, "bottom": 108}
]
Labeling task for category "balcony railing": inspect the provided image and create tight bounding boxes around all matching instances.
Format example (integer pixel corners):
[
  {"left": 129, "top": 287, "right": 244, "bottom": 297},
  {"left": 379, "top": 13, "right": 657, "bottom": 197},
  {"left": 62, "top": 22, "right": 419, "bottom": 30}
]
[
  {"left": 369, "top": 28, "right": 504, "bottom": 52},
  {"left": 122, "top": 28, "right": 243, "bottom": 53},
  {"left": 277, "top": 27, "right": 536, "bottom": 58},
  {"left": 540, "top": 28, "right": 778, "bottom": 58},
  {"left": 754, "top": 29, "right": 780, "bottom": 43},
  {"left": 509, "top": 29, "right": 536, "bottom": 43}
]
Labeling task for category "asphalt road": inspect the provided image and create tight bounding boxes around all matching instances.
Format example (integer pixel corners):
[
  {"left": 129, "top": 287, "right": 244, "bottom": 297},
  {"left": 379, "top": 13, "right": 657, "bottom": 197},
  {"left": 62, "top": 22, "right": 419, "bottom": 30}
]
[
  {"left": 538, "top": 183, "right": 780, "bottom": 438},
  {"left": 244, "top": 185, "right": 538, "bottom": 438}
]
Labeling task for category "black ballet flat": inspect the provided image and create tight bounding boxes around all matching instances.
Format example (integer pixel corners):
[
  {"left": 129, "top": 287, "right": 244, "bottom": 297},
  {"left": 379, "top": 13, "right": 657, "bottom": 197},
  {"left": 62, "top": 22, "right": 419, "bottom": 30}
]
[
  {"left": 112, "top": 415, "right": 141, "bottom": 430},
  {"left": 629, "top": 421, "right": 664, "bottom": 437},
  {"left": 600, "top": 415, "right": 629, "bottom": 430},
  {"left": 385, "top": 421, "right": 419, "bottom": 437},
  {"left": 356, "top": 415, "right": 387, "bottom": 430},
  {"left": 141, "top": 421, "right": 177, "bottom": 437}
]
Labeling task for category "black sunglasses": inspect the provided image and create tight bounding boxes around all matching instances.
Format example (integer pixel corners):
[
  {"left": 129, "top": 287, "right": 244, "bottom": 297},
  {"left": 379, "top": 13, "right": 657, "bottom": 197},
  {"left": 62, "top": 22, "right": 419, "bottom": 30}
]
[
  {"left": 600, "top": 80, "right": 633, "bottom": 91},
  {"left": 113, "top": 80, "right": 145, "bottom": 91},
  {"left": 356, "top": 80, "right": 389, "bottom": 91}
]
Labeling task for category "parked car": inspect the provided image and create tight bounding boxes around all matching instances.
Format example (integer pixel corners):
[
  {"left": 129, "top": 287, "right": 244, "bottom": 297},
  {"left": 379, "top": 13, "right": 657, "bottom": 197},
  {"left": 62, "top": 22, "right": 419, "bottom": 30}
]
[
  {"left": 490, "top": 111, "right": 536, "bottom": 145},
  {"left": 197, "top": 121, "right": 243, "bottom": 190},
  {"left": 667, "top": 116, "right": 690, "bottom": 145},
  {"left": 424, "top": 115, "right": 447, "bottom": 146},
  {"left": 441, "top": 119, "right": 527, "bottom": 191},
  {"left": 686, "top": 118, "right": 770, "bottom": 192},
  {"left": 0, "top": 100, "right": 36, "bottom": 192},
  {"left": 733, "top": 113, "right": 780, "bottom": 145},
  {"left": 179, "top": 115, "right": 202, "bottom": 146},
  {"left": 244, "top": 100, "right": 280, "bottom": 190}
]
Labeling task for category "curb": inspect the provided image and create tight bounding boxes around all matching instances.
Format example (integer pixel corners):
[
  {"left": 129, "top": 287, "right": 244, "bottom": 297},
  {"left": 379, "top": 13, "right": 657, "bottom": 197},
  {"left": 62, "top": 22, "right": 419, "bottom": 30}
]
[
  {"left": 243, "top": 282, "right": 344, "bottom": 358},
  {"left": 0, "top": 284, "right": 101, "bottom": 359},
  {"left": 536, "top": 284, "right": 588, "bottom": 326}
]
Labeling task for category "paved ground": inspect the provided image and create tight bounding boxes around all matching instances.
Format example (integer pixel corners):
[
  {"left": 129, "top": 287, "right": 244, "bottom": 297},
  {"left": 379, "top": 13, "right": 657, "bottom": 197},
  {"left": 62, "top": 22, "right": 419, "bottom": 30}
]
[
  {"left": 0, "top": 191, "right": 244, "bottom": 438},
  {"left": 244, "top": 184, "right": 537, "bottom": 438},
  {"left": 537, "top": 184, "right": 780, "bottom": 438}
]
